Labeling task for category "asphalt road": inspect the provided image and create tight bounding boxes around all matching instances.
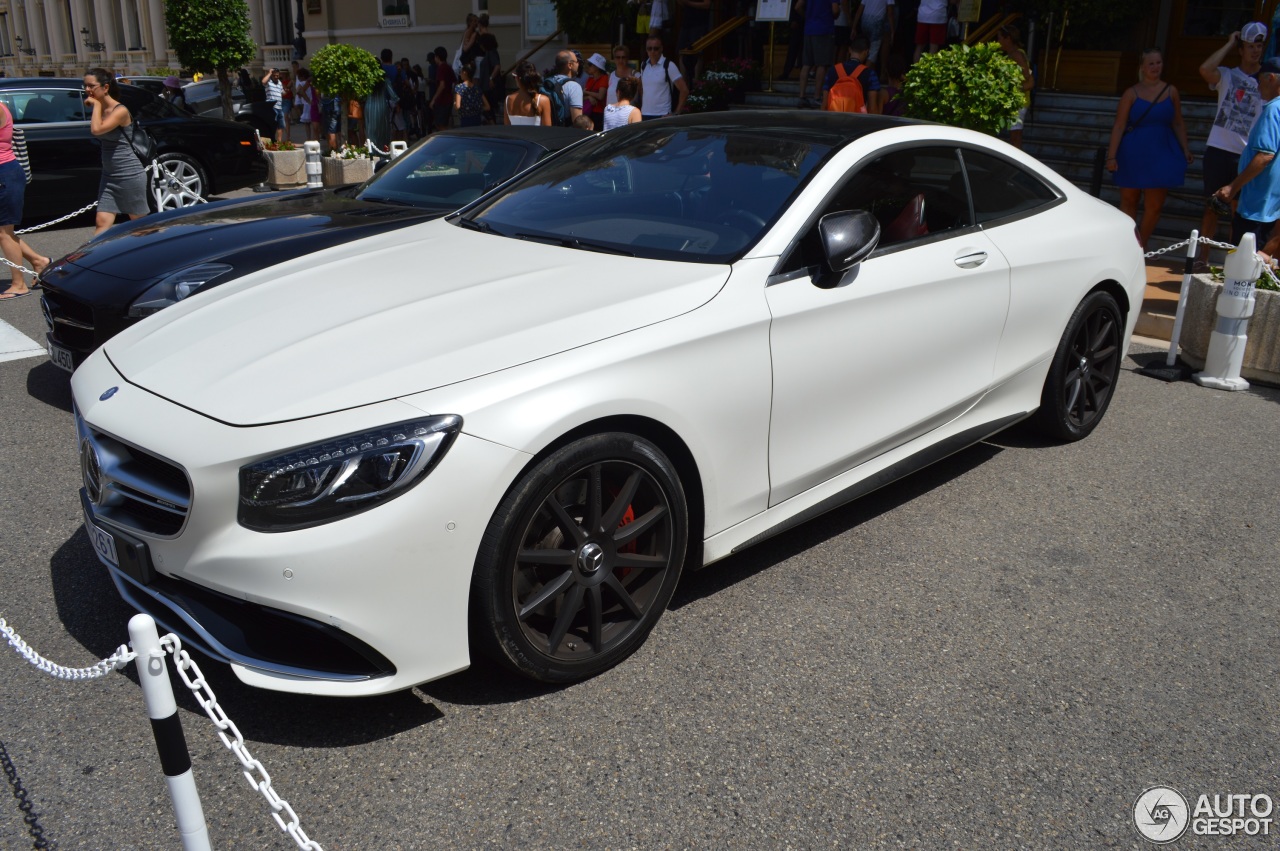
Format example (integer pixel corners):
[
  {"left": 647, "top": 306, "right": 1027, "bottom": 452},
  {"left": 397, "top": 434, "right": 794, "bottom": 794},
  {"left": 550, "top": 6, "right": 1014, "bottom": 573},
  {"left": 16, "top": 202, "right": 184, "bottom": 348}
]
[{"left": 1, "top": 225, "right": 1277, "bottom": 849}]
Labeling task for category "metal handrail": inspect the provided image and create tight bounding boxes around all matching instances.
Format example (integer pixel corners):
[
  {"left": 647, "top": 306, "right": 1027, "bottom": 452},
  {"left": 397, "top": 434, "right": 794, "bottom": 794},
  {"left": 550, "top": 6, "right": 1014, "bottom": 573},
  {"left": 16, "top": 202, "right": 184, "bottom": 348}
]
[
  {"left": 964, "top": 11, "right": 1021, "bottom": 45},
  {"left": 513, "top": 28, "right": 564, "bottom": 70},
  {"left": 680, "top": 15, "right": 749, "bottom": 56}
]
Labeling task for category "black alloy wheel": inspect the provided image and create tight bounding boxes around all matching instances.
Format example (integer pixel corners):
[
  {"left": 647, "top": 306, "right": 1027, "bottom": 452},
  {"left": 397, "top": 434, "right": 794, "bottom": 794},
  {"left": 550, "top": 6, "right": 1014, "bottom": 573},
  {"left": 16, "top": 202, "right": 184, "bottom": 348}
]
[
  {"left": 1033, "top": 290, "right": 1124, "bottom": 441},
  {"left": 472, "top": 433, "right": 688, "bottom": 683}
]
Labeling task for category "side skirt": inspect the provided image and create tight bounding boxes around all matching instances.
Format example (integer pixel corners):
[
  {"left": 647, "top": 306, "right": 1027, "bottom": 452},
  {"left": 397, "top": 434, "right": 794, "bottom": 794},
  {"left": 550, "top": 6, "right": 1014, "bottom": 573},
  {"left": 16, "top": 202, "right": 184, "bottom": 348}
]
[{"left": 725, "top": 411, "right": 1031, "bottom": 557}]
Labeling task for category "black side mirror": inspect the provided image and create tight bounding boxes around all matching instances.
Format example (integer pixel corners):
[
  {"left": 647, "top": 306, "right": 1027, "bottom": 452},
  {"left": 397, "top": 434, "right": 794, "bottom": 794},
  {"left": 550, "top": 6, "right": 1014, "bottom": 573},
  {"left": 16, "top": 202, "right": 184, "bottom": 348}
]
[{"left": 818, "top": 210, "right": 880, "bottom": 273}]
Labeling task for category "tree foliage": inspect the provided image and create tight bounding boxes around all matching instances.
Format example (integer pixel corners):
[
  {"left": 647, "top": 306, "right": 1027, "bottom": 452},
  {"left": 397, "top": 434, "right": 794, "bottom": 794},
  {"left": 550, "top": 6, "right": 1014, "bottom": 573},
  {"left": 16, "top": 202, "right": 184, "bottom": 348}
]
[
  {"left": 308, "top": 44, "right": 384, "bottom": 147},
  {"left": 901, "top": 43, "right": 1025, "bottom": 136},
  {"left": 164, "top": 0, "right": 255, "bottom": 120},
  {"left": 552, "top": 0, "right": 629, "bottom": 43}
]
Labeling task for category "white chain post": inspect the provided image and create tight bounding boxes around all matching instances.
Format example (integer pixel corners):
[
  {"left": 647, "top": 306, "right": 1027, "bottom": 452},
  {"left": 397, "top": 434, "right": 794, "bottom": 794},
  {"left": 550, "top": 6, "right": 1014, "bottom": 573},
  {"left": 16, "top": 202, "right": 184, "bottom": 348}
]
[
  {"left": 390, "top": 140, "right": 408, "bottom": 160},
  {"left": 162, "top": 634, "right": 325, "bottom": 851},
  {"left": 1166, "top": 229, "right": 1200, "bottom": 367},
  {"left": 129, "top": 615, "right": 212, "bottom": 851},
  {"left": 304, "top": 141, "right": 323, "bottom": 188},
  {"left": 1194, "top": 231, "right": 1262, "bottom": 391}
]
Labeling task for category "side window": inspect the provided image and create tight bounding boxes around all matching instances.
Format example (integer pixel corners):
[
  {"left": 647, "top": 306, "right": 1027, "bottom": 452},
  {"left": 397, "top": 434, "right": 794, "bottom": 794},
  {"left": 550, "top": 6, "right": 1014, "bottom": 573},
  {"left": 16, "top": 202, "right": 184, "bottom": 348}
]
[
  {"left": 778, "top": 146, "right": 971, "bottom": 276},
  {"left": 14, "top": 89, "right": 86, "bottom": 123},
  {"left": 959, "top": 148, "right": 1059, "bottom": 224}
]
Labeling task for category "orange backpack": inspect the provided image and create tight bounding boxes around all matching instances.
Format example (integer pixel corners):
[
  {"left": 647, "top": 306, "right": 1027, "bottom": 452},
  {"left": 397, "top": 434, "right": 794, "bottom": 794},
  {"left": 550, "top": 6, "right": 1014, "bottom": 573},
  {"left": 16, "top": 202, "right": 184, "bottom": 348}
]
[{"left": 825, "top": 63, "right": 868, "bottom": 113}]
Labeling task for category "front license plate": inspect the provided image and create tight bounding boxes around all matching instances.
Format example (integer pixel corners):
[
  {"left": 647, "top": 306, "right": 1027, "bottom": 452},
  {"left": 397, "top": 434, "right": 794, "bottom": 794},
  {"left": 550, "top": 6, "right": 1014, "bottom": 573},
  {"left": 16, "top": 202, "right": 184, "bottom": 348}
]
[
  {"left": 48, "top": 341, "right": 75, "bottom": 372},
  {"left": 83, "top": 506, "right": 119, "bottom": 568}
]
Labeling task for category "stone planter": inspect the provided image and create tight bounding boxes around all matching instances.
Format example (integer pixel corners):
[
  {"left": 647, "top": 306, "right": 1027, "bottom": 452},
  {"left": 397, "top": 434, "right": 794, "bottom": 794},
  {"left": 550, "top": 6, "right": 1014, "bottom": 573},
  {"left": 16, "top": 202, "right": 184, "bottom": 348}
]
[
  {"left": 322, "top": 157, "right": 374, "bottom": 186},
  {"left": 264, "top": 149, "right": 306, "bottom": 188},
  {"left": 1178, "top": 274, "right": 1280, "bottom": 387}
]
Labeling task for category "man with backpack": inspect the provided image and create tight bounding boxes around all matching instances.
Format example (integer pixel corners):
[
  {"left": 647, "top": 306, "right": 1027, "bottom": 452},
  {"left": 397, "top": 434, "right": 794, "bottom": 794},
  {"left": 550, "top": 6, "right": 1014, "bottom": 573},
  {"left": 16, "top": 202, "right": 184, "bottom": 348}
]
[
  {"left": 638, "top": 36, "right": 689, "bottom": 120},
  {"left": 822, "top": 35, "right": 882, "bottom": 114},
  {"left": 541, "top": 50, "right": 584, "bottom": 126}
]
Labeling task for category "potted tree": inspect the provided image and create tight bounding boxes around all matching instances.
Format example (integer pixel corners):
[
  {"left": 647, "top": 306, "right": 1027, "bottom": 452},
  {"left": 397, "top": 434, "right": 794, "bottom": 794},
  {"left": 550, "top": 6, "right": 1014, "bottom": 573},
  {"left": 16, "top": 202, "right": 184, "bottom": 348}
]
[
  {"left": 901, "top": 43, "right": 1024, "bottom": 135},
  {"left": 262, "top": 140, "right": 305, "bottom": 188},
  {"left": 308, "top": 43, "right": 383, "bottom": 185}
]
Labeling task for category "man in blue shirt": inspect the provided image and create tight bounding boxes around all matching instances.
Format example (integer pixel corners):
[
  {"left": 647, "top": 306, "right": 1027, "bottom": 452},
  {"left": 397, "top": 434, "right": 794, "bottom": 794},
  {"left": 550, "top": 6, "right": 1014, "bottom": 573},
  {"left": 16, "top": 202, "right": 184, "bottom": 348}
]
[
  {"left": 1215, "top": 57, "right": 1280, "bottom": 246},
  {"left": 797, "top": 0, "right": 840, "bottom": 109}
]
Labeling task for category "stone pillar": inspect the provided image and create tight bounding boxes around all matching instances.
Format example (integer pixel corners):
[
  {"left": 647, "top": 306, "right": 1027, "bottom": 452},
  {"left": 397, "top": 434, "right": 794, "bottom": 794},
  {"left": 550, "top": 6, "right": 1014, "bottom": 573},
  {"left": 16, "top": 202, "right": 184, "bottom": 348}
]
[
  {"left": 144, "top": 0, "right": 166, "bottom": 64},
  {"left": 92, "top": 0, "right": 115, "bottom": 54},
  {"left": 44, "top": 0, "right": 67, "bottom": 59}
]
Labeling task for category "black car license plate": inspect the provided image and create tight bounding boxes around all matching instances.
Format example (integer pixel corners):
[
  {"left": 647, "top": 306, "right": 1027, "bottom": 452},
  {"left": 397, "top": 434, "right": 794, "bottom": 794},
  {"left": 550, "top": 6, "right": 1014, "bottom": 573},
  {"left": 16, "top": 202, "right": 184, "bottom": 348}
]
[{"left": 48, "top": 341, "right": 75, "bottom": 372}]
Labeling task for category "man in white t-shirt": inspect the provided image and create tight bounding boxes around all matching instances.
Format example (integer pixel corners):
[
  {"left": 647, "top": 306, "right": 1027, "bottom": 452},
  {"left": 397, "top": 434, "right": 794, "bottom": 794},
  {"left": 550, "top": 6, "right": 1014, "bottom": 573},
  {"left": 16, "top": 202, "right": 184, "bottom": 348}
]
[
  {"left": 1199, "top": 21, "right": 1268, "bottom": 264},
  {"left": 552, "top": 50, "right": 584, "bottom": 124},
  {"left": 637, "top": 36, "right": 689, "bottom": 119}
]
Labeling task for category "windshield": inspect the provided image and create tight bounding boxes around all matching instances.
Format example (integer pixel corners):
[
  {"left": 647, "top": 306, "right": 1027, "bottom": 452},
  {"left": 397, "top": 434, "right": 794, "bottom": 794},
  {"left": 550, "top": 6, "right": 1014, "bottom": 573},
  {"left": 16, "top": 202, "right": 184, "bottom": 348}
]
[
  {"left": 357, "top": 136, "right": 534, "bottom": 209},
  {"left": 461, "top": 125, "right": 834, "bottom": 263}
]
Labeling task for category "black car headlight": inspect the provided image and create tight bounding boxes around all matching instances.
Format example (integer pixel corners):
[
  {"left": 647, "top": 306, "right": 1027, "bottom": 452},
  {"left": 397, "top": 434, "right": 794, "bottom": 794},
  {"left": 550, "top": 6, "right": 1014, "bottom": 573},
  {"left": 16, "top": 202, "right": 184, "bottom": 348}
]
[
  {"left": 238, "top": 415, "right": 462, "bottom": 532},
  {"left": 128, "top": 263, "right": 234, "bottom": 318}
]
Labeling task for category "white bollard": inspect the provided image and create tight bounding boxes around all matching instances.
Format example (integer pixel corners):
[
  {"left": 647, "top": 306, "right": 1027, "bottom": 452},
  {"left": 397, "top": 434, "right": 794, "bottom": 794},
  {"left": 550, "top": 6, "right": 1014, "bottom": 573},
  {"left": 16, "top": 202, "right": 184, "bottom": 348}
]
[
  {"left": 304, "top": 141, "right": 322, "bottom": 189},
  {"left": 390, "top": 140, "right": 408, "bottom": 160},
  {"left": 128, "top": 614, "right": 212, "bottom": 851},
  {"left": 1194, "top": 231, "right": 1262, "bottom": 391},
  {"left": 1166, "top": 228, "right": 1199, "bottom": 367}
]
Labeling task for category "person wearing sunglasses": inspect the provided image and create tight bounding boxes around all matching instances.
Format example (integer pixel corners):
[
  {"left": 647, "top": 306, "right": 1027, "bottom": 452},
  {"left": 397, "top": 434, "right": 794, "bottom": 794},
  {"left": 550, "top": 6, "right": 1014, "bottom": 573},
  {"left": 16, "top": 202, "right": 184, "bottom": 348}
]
[
  {"left": 84, "top": 68, "right": 149, "bottom": 237},
  {"left": 637, "top": 37, "right": 688, "bottom": 120}
]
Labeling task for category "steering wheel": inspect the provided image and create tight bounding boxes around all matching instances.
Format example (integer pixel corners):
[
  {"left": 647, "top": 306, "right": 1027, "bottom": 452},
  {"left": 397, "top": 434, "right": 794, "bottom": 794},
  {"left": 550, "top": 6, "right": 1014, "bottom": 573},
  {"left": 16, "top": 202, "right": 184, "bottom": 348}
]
[{"left": 716, "top": 208, "right": 767, "bottom": 232}]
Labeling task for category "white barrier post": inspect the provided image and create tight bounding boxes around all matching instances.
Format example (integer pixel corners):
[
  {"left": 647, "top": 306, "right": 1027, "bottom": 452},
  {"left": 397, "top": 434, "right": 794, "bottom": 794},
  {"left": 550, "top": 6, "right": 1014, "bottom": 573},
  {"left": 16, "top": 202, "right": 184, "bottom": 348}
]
[
  {"left": 1194, "top": 231, "right": 1262, "bottom": 391},
  {"left": 390, "top": 140, "right": 408, "bottom": 160},
  {"left": 1166, "top": 228, "right": 1199, "bottom": 367},
  {"left": 304, "top": 141, "right": 322, "bottom": 189},
  {"left": 128, "top": 614, "right": 212, "bottom": 851}
]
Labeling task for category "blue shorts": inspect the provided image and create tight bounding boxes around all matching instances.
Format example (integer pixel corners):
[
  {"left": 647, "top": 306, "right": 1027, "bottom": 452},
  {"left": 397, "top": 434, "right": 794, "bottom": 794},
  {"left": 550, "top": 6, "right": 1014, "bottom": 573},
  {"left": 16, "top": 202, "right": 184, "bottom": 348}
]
[
  {"left": 272, "top": 103, "right": 286, "bottom": 130},
  {"left": 0, "top": 159, "right": 26, "bottom": 226}
]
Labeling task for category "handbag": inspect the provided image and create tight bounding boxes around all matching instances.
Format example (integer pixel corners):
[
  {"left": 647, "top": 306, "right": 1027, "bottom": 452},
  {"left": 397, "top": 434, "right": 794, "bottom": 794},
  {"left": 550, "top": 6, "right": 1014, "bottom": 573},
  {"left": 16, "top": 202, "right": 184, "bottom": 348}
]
[
  {"left": 125, "top": 119, "right": 158, "bottom": 165},
  {"left": 12, "top": 126, "right": 31, "bottom": 184}
]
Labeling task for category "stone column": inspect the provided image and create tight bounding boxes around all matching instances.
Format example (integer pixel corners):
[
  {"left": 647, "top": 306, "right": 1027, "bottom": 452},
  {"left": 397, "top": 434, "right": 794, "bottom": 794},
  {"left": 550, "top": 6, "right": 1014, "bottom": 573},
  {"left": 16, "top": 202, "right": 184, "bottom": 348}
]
[
  {"left": 144, "top": 0, "right": 166, "bottom": 64},
  {"left": 44, "top": 0, "right": 67, "bottom": 59},
  {"left": 92, "top": 0, "right": 115, "bottom": 54}
]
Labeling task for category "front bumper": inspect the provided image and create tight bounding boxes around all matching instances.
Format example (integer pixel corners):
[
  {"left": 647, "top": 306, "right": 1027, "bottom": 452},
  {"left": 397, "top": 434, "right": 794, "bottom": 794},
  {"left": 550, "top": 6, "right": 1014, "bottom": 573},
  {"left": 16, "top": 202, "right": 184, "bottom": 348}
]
[{"left": 73, "top": 353, "right": 530, "bottom": 696}]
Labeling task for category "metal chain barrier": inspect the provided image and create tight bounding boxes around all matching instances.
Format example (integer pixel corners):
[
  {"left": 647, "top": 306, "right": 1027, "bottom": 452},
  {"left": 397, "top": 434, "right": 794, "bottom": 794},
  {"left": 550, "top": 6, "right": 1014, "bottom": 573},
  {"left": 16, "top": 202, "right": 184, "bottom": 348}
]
[
  {"left": 1144, "top": 236, "right": 1280, "bottom": 287},
  {"left": 0, "top": 616, "right": 135, "bottom": 680},
  {"left": 2, "top": 615, "right": 324, "bottom": 849},
  {"left": 161, "top": 634, "right": 324, "bottom": 851}
]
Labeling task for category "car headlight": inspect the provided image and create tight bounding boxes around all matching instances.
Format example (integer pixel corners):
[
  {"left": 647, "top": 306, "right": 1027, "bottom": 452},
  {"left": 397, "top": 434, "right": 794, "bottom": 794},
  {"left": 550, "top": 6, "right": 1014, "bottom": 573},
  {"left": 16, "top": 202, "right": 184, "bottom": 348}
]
[
  {"left": 238, "top": 415, "right": 462, "bottom": 532},
  {"left": 128, "top": 263, "right": 234, "bottom": 318}
]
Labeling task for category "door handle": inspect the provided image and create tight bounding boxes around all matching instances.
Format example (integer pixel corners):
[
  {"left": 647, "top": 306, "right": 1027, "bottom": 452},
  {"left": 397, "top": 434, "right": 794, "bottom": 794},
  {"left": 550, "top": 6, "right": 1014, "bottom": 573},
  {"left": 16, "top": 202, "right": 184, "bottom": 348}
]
[{"left": 954, "top": 250, "right": 988, "bottom": 269}]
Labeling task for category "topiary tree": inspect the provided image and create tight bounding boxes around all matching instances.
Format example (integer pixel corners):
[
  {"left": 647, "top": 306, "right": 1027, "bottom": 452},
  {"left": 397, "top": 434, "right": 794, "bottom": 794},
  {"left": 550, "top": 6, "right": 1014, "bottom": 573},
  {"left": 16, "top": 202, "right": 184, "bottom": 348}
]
[
  {"left": 308, "top": 43, "right": 384, "bottom": 150},
  {"left": 901, "top": 43, "right": 1025, "bottom": 136},
  {"left": 164, "top": 0, "right": 256, "bottom": 122}
]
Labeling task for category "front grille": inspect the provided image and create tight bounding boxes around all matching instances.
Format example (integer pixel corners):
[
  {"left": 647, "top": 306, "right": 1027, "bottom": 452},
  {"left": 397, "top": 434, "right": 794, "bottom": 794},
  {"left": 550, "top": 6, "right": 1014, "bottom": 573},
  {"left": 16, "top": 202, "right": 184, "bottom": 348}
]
[
  {"left": 77, "top": 415, "right": 191, "bottom": 537},
  {"left": 41, "top": 290, "right": 97, "bottom": 355}
]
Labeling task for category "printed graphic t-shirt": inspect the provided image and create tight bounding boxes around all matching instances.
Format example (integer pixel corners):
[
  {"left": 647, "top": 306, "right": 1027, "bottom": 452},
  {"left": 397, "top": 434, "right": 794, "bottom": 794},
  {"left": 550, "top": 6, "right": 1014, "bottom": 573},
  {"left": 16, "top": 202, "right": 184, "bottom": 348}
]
[{"left": 1208, "top": 66, "right": 1262, "bottom": 154}]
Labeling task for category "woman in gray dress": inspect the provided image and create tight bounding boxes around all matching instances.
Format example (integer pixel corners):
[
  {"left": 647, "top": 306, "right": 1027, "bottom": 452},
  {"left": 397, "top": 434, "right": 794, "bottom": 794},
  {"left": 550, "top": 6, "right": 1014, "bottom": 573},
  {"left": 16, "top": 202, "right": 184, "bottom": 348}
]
[{"left": 84, "top": 68, "right": 149, "bottom": 236}]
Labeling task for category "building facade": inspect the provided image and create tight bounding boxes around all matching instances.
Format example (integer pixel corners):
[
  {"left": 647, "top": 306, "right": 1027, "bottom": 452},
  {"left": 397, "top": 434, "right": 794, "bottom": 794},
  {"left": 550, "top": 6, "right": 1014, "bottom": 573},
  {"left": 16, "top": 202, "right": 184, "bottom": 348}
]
[{"left": 0, "top": 0, "right": 527, "bottom": 77}]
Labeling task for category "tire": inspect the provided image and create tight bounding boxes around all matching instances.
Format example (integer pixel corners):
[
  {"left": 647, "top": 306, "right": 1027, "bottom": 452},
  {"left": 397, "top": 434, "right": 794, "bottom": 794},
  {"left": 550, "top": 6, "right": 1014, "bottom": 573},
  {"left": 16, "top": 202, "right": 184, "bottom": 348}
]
[
  {"left": 149, "top": 152, "right": 208, "bottom": 211},
  {"left": 471, "top": 433, "right": 689, "bottom": 683},
  {"left": 1032, "top": 290, "right": 1124, "bottom": 442}
]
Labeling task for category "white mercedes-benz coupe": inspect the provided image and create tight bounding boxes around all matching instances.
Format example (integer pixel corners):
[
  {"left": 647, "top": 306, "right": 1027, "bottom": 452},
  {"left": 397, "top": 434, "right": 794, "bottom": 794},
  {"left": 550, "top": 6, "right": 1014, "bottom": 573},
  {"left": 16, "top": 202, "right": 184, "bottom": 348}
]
[{"left": 71, "top": 112, "right": 1145, "bottom": 696}]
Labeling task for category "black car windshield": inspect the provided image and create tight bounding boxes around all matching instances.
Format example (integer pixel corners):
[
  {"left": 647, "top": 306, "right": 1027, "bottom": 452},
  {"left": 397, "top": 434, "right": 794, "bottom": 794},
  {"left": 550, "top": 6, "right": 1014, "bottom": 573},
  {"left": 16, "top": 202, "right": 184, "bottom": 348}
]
[
  {"left": 357, "top": 136, "right": 533, "bottom": 210},
  {"left": 461, "top": 125, "right": 834, "bottom": 263}
]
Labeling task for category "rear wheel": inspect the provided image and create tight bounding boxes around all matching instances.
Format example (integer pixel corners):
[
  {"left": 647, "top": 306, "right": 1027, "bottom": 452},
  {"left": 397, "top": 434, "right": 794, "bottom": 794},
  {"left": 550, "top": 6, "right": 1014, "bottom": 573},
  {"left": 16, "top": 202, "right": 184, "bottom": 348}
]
[
  {"left": 1032, "top": 290, "right": 1124, "bottom": 441},
  {"left": 472, "top": 433, "right": 688, "bottom": 683},
  {"left": 149, "top": 152, "right": 208, "bottom": 211}
]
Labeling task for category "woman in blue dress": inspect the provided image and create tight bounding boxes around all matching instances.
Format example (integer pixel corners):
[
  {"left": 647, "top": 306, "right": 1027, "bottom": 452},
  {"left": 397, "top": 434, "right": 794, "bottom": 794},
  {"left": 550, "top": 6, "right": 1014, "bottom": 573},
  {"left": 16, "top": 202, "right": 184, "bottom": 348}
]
[{"left": 1106, "top": 49, "right": 1194, "bottom": 249}]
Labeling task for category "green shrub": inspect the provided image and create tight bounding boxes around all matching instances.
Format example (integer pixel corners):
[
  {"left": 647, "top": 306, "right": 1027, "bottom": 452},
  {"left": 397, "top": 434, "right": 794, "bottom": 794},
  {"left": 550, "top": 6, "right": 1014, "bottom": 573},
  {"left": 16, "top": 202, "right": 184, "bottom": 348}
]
[{"left": 901, "top": 43, "right": 1025, "bottom": 136}]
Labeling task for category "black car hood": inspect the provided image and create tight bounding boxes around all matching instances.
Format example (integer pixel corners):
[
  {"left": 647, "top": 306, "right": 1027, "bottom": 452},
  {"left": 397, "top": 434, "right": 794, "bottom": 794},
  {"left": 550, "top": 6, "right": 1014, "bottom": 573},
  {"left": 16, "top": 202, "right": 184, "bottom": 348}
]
[{"left": 62, "top": 189, "right": 446, "bottom": 286}]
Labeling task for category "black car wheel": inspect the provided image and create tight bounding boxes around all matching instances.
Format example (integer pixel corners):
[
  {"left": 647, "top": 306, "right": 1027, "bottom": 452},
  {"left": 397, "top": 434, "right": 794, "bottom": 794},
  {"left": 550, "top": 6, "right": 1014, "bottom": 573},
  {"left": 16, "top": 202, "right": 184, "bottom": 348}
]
[
  {"left": 472, "top": 433, "right": 688, "bottom": 683},
  {"left": 149, "top": 152, "right": 208, "bottom": 211},
  {"left": 1033, "top": 290, "right": 1124, "bottom": 441}
]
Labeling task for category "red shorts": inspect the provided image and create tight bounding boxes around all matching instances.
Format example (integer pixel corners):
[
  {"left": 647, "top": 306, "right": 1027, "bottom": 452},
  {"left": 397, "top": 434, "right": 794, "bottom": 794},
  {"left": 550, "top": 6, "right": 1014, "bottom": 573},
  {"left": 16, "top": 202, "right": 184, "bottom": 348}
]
[{"left": 915, "top": 22, "right": 947, "bottom": 46}]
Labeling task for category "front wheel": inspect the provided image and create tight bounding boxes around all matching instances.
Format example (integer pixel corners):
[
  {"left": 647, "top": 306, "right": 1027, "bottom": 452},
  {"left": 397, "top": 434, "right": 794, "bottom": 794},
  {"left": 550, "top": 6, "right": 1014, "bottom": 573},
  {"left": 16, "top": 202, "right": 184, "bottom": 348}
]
[
  {"left": 149, "top": 152, "right": 208, "bottom": 211},
  {"left": 1032, "top": 290, "right": 1124, "bottom": 441},
  {"left": 471, "top": 433, "right": 689, "bottom": 683}
]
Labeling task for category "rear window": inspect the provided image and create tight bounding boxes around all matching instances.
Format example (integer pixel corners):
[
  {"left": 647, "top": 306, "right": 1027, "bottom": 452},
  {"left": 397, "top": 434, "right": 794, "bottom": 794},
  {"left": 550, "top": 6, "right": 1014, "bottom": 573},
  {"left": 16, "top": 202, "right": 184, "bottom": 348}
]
[
  {"left": 4, "top": 89, "right": 86, "bottom": 123},
  {"left": 959, "top": 148, "right": 1060, "bottom": 224}
]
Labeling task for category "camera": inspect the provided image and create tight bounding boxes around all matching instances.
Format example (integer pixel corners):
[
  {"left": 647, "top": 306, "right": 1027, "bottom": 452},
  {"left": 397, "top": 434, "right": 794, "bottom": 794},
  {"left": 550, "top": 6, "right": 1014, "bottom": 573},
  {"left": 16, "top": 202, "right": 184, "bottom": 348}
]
[{"left": 1209, "top": 194, "right": 1232, "bottom": 217}]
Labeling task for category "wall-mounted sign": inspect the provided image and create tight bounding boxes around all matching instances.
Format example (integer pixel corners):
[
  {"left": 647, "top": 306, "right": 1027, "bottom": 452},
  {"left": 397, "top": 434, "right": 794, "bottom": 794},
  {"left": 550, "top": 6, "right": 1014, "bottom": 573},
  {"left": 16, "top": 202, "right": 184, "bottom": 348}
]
[
  {"left": 306, "top": 0, "right": 321, "bottom": 13},
  {"left": 380, "top": 14, "right": 410, "bottom": 27},
  {"left": 527, "top": 0, "right": 558, "bottom": 39}
]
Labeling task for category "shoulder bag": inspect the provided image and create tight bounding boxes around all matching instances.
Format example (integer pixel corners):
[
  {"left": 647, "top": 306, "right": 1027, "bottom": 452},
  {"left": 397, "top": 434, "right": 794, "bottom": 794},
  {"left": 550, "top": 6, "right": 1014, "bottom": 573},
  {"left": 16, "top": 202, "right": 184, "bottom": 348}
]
[{"left": 125, "top": 118, "right": 158, "bottom": 165}]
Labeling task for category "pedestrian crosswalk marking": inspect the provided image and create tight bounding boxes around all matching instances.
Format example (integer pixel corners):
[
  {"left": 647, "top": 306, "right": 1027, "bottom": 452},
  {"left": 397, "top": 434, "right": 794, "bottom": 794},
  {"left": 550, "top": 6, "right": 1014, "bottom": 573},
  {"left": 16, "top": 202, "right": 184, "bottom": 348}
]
[{"left": 0, "top": 316, "right": 45, "bottom": 364}]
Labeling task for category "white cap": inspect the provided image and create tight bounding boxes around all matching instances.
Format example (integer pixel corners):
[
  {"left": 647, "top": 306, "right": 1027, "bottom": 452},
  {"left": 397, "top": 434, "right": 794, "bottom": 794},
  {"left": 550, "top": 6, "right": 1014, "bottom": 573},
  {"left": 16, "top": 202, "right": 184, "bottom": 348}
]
[{"left": 1243, "top": 21, "right": 1268, "bottom": 43}]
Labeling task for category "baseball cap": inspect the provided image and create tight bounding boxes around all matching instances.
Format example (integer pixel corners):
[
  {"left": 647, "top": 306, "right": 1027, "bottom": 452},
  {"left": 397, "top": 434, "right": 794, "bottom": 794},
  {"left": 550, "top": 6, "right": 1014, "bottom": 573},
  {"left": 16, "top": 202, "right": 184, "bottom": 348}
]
[
  {"left": 1243, "top": 21, "right": 1268, "bottom": 43},
  {"left": 1260, "top": 57, "right": 1280, "bottom": 75}
]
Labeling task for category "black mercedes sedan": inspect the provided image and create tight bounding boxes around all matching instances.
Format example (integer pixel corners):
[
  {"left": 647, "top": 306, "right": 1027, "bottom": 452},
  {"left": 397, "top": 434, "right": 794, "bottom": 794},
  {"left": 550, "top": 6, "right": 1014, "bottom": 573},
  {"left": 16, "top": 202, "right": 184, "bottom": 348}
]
[
  {"left": 0, "top": 78, "right": 267, "bottom": 222},
  {"left": 40, "top": 124, "right": 589, "bottom": 371}
]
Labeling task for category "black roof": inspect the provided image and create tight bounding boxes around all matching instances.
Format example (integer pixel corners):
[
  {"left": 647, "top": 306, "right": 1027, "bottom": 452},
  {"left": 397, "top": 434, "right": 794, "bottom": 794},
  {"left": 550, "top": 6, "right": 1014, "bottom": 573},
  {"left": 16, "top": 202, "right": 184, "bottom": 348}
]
[{"left": 437, "top": 124, "right": 591, "bottom": 151}]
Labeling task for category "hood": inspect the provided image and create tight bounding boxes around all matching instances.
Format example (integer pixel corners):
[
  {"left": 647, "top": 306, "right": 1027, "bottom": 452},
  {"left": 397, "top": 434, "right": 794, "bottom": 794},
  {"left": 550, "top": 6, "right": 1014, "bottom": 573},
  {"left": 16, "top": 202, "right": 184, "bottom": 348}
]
[
  {"left": 105, "top": 219, "right": 730, "bottom": 426},
  {"left": 66, "top": 189, "right": 442, "bottom": 283}
]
